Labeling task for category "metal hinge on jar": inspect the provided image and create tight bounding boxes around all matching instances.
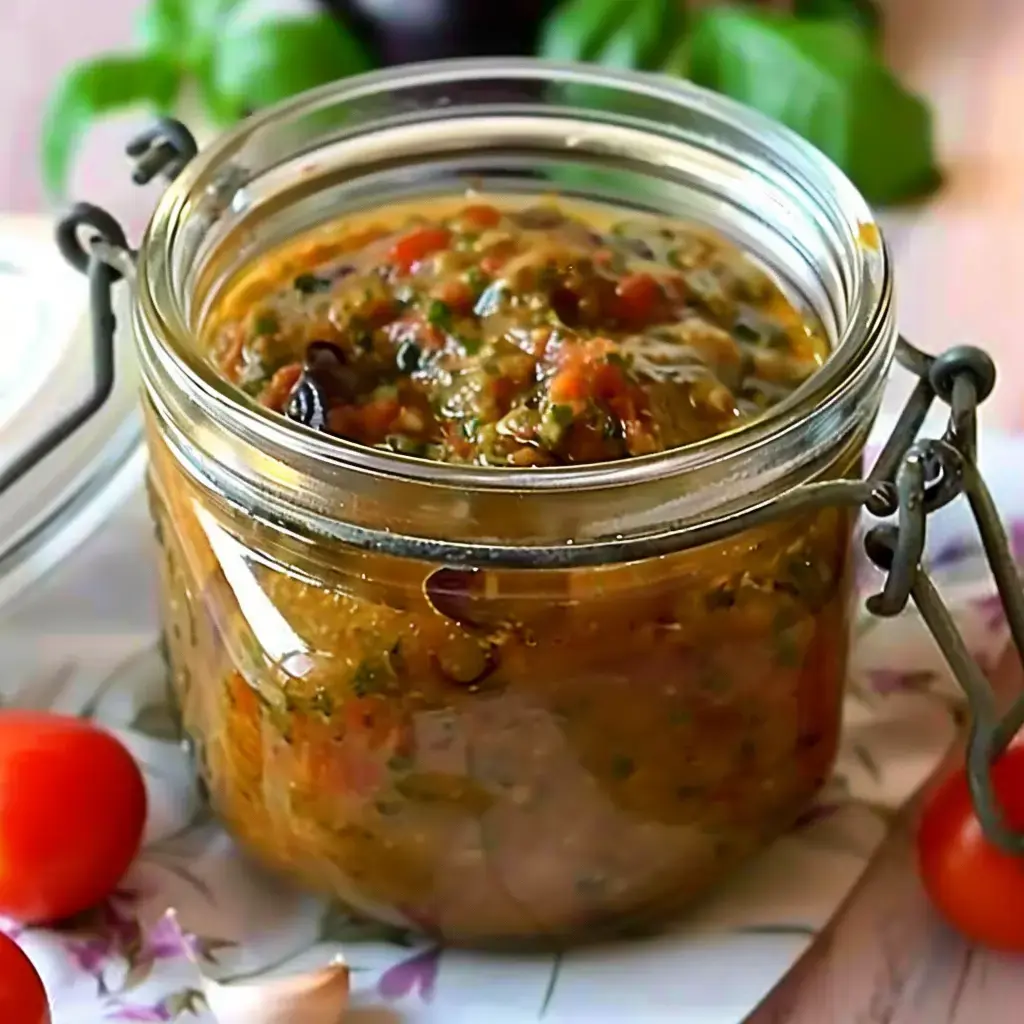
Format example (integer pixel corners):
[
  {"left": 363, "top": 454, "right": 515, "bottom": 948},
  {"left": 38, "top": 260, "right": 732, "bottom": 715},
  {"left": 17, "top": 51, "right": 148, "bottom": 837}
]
[
  {"left": 13, "top": 116, "right": 1024, "bottom": 858},
  {"left": 0, "top": 120, "right": 197, "bottom": 498}
]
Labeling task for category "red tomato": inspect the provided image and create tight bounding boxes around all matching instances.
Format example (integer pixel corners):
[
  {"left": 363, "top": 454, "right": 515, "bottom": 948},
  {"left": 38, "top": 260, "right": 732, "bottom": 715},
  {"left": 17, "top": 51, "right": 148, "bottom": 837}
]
[
  {"left": 458, "top": 204, "right": 502, "bottom": 229},
  {"left": 388, "top": 227, "right": 451, "bottom": 273},
  {"left": 0, "top": 934, "right": 49, "bottom": 1024},
  {"left": 916, "top": 740, "right": 1024, "bottom": 951},
  {"left": 614, "top": 273, "right": 664, "bottom": 326},
  {"left": 0, "top": 713, "right": 147, "bottom": 924}
]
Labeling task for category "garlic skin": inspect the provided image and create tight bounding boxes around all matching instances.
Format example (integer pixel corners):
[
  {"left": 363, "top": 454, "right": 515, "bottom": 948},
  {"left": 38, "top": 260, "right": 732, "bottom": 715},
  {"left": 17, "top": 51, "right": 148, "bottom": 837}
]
[
  {"left": 162, "top": 909, "right": 351, "bottom": 1024},
  {"left": 199, "top": 958, "right": 350, "bottom": 1024}
]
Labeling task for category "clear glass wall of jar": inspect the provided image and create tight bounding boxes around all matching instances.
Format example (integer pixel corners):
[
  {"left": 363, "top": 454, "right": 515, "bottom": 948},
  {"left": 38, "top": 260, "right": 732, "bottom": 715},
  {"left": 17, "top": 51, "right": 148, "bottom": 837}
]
[{"left": 134, "top": 61, "right": 896, "bottom": 947}]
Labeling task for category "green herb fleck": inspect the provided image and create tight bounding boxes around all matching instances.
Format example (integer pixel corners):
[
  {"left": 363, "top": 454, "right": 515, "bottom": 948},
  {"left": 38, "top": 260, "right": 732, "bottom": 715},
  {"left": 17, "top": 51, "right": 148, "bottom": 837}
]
[
  {"left": 775, "top": 629, "right": 801, "bottom": 668},
  {"left": 388, "top": 753, "right": 414, "bottom": 773},
  {"left": 550, "top": 404, "right": 575, "bottom": 427},
  {"left": 460, "top": 334, "right": 482, "bottom": 356},
  {"left": 465, "top": 266, "right": 488, "bottom": 293},
  {"left": 427, "top": 299, "right": 453, "bottom": 331},
  {"left": 294, "top": 273, "right": 331, "bottom": 295},
  {"left": 611, "top": 754, "right": 636, "bottom": 780},
  {"left": 352, "top": 659, "right": 391, "bottom": 697},
  {"left": 253, "top": 312, "right": 279, "bottom": 336},
  {"left": 385, "top": 435, "right": 428, "bottom": 457}
]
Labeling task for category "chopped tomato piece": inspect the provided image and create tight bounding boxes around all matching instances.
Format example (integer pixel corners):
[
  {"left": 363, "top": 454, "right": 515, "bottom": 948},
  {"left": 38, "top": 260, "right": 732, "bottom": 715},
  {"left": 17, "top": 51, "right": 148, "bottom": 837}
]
[
  {"left": 480, "top": 240, "right": 517, "bottom": 276},
  {"left": 214, "top": 325, "right": 246, "bottom": 382},
  {"left": 459, "top": 204, "right": 502, "bottom": 230},
  {"left": 614, "top": 273, "right": 664, "bottom": 327},
  {"left": 259, "top": 363, "right": 302, "bottom": 412},
  {"left": 549, "top": 370, "right": 589, "bottom": 404},
  {"left": 590, "top": 362, "right": 629, "bottom": 402},
  {"left": 344, "top": 697, "right": 399, "bottom": 749},
  {"left": 328, "top": 397, "right": 400, "bottom": 443},
  {"left": 441, "top": 420, "right": 474, "bottom": 458},
  {"left": 435, "top": 279, "right": 473, "bottom": 311},
  {"left": 292, "top": 715, "right": 384, "bottom": 798},
  {"left": 360, "top": 397, "right": 402, "bottom": 442},
  {"left": 389, "top": 227, "right": 451, "bottom": 273}
]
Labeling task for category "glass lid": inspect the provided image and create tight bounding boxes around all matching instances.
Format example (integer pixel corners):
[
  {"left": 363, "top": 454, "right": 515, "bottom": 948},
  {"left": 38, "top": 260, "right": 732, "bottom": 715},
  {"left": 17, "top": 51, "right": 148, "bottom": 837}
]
[{"left": 0, "top": 214, "right": 144, "bottom": 609}]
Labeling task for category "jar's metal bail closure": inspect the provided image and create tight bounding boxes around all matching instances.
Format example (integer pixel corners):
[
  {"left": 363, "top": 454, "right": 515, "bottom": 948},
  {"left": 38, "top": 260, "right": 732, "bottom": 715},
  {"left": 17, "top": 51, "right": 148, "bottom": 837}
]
[
  {"left": 28, "top": 117, "right": 1024, "bottom": 856},
  {"left": 0, "top": 120, "right": 195, "bottom": 499}
]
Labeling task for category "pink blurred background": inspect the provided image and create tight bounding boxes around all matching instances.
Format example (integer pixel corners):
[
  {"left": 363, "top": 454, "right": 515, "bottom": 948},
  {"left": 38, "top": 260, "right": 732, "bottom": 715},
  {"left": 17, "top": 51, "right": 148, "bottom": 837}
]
[{"left": 2, "top": 0, "right": 1023, "bottom": 426}]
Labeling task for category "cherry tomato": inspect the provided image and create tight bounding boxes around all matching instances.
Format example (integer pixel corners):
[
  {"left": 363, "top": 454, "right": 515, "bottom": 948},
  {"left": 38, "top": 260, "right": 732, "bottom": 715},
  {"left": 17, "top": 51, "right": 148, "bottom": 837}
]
[
  {"left": 0, "top": 933, "right": 50, "bottom": 1024},
  {"left": 916, "top": 739, "right": 1024, "bottom": 951},
  {"left": 0, "top": 713, "right": 147, "bottom": 924},
  {"left": 388, "top": 227, "right": 451, "bottom": 273}
]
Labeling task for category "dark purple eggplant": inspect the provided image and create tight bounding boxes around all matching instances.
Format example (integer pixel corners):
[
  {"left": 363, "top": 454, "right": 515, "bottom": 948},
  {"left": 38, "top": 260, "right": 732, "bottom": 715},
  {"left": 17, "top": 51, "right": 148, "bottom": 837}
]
[{"left": 317, "top": 0, "right": 558, "bottom": 65}]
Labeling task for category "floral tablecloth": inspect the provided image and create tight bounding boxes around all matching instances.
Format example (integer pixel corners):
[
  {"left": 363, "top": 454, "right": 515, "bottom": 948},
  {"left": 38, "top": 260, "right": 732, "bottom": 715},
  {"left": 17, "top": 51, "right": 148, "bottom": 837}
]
[{"left": 0, "top": 416, "right": 1020, "bottom": 1023}]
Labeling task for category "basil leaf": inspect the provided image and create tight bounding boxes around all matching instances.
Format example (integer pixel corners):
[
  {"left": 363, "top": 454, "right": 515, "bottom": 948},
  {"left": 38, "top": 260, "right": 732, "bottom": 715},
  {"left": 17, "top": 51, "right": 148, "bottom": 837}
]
[
  {"left": 135, "top": 0, "right": 244, "bottom": 62},
  {"left": 42, "top": 54, "right": 181, "bottom": 198},
  {"left": 595, "top": 0, "right": 683, "bottom": 70},
  {"left": 134, "top": 0, "right": 190, "bottom": 59},
  {"left": 207, "top": 14, "right": 373, "bottom": 123},
  {"left": 538, "top": 0, "right": 632, "bottom": 64},
  {"left": 541, "top": 0, "right": 682, "bottom": 70},
  {"left": 660, "top": 32, "right": 691, "bottom": 79},
  {"left": 794, "top": 0, "right": 882, "bottom": 44},
  {"left": 687, "top": 10, "right": 939, "bottom": 205}
]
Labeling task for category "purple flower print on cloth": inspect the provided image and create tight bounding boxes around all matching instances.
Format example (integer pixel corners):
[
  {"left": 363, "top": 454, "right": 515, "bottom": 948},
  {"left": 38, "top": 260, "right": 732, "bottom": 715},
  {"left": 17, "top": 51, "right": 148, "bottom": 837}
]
[
  {"left": 106, "top": 1005, "right": 172, "bottom": 1022},
  {"left": 106, "top": 988, "right": 207, "bottom": 1021},
  {"left": 928, "top": 536, "right": 977, "bottom": 571},
  {"left": 378, "top": 945, "right": 443, "bottom": 1003},
  {"left": 865, "top": 668, "right": 937, "bottom": 696},
  {"left": 59, "top": 888, "right": 145, "bottom": 994},
  {"left": 140, "top": 913, "right": 199, "bottom": 963},
  {"left": 971, "top": 592, "right": 1007, "bottom": 633},
  {"left": 66, "top": 935, "right": 120, "bottom": 995}
]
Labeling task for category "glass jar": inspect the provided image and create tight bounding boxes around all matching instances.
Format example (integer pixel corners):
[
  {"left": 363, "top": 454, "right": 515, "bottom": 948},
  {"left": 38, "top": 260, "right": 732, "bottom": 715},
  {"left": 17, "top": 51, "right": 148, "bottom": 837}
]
[{"left": 133, "top": 60, "right": 894, "bottom": 947}]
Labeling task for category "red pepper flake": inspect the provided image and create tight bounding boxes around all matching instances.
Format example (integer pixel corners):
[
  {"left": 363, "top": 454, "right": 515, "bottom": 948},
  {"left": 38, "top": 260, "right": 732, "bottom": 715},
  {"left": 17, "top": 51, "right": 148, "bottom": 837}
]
[{"left": 388, "top": 227, "right": 452, "bottom": 274}]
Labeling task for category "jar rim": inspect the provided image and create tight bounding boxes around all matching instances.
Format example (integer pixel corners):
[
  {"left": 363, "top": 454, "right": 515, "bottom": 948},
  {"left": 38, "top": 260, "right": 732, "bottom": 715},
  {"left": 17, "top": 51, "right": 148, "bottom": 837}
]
[{"left": 134, "top": 58, "right": 896, "bottom": 560}]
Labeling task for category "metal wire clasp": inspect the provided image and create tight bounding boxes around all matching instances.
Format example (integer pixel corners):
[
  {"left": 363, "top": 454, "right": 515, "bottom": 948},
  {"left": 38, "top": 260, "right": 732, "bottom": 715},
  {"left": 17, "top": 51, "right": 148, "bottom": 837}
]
[
  {"left": 0, "top": 120, "right": 198, "bottom": 500},
  {"left": 863, "top": 337, "right": 1024, "bottom": 853}
]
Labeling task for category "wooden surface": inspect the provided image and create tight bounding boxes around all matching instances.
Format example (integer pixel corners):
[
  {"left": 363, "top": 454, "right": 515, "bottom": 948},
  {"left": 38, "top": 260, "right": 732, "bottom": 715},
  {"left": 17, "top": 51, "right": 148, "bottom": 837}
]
[{"left": 745, "top": 640, "right": 1024, "bottom": 1024}]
